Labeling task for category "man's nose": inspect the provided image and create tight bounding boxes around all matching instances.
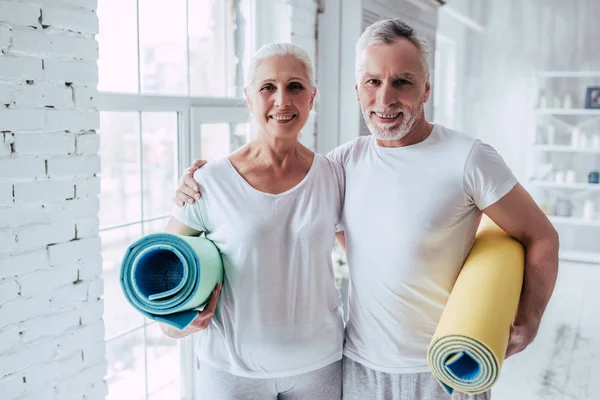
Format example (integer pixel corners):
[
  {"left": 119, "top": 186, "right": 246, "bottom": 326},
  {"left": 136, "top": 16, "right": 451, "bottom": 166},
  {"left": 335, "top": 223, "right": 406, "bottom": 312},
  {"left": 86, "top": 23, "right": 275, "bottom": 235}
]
[{"left": 376, "top": 85, "right": 397, "bottom": 108}]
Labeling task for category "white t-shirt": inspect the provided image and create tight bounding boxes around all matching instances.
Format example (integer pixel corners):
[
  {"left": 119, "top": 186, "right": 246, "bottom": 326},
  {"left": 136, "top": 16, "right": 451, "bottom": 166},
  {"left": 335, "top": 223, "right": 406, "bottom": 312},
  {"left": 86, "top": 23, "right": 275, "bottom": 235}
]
[
  {"left": 327, "top": 124, "right": 518, "bottom": 374},
  {"left": 171, "top": 153, "right": 345, "bottom": 378}
]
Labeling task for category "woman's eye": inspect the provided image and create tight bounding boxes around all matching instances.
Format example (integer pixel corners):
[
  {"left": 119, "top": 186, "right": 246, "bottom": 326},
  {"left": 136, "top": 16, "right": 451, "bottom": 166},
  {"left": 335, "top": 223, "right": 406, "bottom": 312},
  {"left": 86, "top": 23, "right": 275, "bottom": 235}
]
[
  {"left": 288, "top": 82, "right": 304, "bottom": 91},
  {"left": 260, "top": 84, "right": 275, "bottom": 92}
]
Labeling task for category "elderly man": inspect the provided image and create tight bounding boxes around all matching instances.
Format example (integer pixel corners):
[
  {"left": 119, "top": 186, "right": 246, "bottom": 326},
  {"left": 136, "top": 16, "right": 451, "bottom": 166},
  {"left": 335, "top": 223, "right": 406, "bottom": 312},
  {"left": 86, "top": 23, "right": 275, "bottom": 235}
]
[{"left": 174, "top": 19, "right": 559, "bottom": 400}]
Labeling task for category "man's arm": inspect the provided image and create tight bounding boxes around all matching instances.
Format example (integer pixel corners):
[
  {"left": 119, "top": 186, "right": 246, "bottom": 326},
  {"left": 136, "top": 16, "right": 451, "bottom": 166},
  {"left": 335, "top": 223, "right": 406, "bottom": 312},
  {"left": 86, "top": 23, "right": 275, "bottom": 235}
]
[
  {"left": 173, "top": 160, "right": 207, "bottom": 207},
  {"left": 483, "top": 183, "right": 559, "bottom": 357}
]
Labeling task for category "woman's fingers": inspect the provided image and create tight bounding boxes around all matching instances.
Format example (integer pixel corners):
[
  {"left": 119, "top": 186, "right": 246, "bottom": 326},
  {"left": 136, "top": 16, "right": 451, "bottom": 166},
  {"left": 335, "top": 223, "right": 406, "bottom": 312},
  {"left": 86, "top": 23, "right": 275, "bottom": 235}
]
[{"left": 189, "top": 283, "right": 222, "bottom": 330}]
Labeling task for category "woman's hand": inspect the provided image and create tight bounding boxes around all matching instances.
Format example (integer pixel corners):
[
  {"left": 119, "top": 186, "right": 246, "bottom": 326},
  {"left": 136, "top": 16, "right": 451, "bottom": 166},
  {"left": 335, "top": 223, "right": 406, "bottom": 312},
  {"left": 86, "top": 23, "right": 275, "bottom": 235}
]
[
  {"left": 159, "top": 283, "right": 222, "bottom": 338},
  {"left": 188, "top": 282, "right": 222, "bottom": 331},
  {"left": 173, "top": 159, "right": 207, "bottom": 206}
]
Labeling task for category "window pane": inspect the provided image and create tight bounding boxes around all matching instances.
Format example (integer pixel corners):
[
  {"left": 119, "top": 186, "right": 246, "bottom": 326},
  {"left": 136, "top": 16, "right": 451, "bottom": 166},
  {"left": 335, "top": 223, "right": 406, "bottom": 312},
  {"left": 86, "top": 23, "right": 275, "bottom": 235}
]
[
  {"left": 230, "top": 122, "right": 250, "bottom": 152},
  {"left": 189, "top": 0, "right": 248, "bottom": 97},
  {"left": 99, "top": 112, "right": 142, "bottom": 229},
  {"left": 105, "top": 329, "right": 146, "bottom": 400},
  {"left": 97, "top": 0, "right": 139, "bottom": 93},
  {"left": 146, "top": 323, "right": 181, "bottom": 397},
  {"left": 201, "top": 123, "right": 231, "bottom": 161},
  {"left": 148, "top": 381, "right": 180, "bottom": 400},
  {"left": 139, "top": 0, "right": 188, "bottom": 95},
  {"left": 143, "top": 218, "right": 170, "bottom": 235},
  {"left": 102, "top": 225, "right": 145, "bottom": 340},
  {"left": 141, "top": 112, "right": 178, "bottom": 220}
]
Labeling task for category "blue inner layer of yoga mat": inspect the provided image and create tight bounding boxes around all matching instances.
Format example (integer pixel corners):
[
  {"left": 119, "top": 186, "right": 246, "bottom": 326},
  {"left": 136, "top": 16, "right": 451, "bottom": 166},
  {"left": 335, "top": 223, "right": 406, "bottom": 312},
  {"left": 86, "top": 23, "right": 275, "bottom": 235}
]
[
  {"left": 428, "top": 335, "right": 497, "bottom": 395},
  {"left": 120, "top": 233, "right": 222, "bottom": 330},
  {"left": 445, "top": 352, "right": 481, "bottom": 382}
]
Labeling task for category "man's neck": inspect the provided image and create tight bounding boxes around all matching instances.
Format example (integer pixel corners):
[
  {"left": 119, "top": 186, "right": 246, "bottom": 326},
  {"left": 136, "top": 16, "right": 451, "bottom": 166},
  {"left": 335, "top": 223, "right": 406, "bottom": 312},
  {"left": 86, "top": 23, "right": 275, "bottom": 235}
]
[{"left": 376, "top": 118, "right": 434, "bottom": 148}]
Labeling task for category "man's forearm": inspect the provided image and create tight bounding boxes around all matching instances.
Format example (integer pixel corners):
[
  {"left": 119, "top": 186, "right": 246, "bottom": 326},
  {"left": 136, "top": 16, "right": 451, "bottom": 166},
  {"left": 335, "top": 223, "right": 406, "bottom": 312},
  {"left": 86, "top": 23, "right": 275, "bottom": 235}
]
[{"left": 515, "top": 234, "right": 559, "bottom": 327}]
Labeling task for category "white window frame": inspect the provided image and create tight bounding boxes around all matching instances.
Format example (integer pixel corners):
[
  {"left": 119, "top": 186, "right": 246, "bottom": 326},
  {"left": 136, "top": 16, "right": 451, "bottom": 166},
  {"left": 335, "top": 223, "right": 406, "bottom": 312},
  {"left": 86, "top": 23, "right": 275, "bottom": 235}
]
[
  {"left": 96, "top": 0, "right": 301, "bottom": 396},
  {"left": 97, "top": 0, "right": 253, "bottom": 397},
  {"left": 97, "top": 92, "right": 248, "bottom": 399}
]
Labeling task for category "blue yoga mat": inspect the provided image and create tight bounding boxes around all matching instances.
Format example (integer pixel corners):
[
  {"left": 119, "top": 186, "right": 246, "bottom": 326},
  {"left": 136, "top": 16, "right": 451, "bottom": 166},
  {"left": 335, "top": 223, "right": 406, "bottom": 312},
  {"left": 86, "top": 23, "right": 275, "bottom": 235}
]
[{"left": 120, "top": 233, "right": 224, "bottom": 329}]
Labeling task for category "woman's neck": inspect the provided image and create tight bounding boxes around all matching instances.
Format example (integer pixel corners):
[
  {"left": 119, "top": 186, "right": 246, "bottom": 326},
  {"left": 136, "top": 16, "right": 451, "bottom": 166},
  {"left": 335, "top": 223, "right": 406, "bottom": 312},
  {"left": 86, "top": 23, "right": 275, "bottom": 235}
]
[{"left": 252, "top": 133, "right": 307, "bottom": 167}]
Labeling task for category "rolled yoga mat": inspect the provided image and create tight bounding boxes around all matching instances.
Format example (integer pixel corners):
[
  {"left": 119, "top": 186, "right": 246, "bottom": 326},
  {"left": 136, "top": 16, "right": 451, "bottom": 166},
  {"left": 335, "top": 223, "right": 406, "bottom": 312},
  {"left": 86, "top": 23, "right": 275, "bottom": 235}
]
[
  {"left": 427, "top": 217, "right": 525, "bottom": 395},
  {"left": 120, "top": 233, "right": 224, "bottom": 330}
]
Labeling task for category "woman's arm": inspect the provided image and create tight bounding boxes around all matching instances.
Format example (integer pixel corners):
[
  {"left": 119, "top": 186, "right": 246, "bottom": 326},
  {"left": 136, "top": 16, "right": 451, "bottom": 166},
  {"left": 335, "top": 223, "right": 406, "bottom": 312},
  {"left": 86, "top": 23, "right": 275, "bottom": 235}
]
[
  {"left": 335, "top": 231, "right": 346, "bottom": 252},
  {"left": 158, "top": 217, "right": 221, "bottom": 338},
  {"left": 158, "top": 283, "right": 222, "bottom": 339},
  {"left": 165, "top": 217, "right": 202, "bottom": 236}
]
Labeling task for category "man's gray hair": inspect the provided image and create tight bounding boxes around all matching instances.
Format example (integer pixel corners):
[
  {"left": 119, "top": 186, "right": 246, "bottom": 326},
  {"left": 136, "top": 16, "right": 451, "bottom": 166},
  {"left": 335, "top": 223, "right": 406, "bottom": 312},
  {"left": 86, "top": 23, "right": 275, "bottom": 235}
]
[{"left": 355, "top": 18, "right": 431, "bottom": 82}]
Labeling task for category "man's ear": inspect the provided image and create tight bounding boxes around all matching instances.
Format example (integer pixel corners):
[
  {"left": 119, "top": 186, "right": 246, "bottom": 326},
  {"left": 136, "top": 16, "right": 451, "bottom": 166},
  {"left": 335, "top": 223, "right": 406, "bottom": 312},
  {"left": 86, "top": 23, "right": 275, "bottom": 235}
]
[
  {"left": 423, "top": 79, "right": 431, "bottom": 103},
  {"left": 244, "top": 87, "right": 253, "bottom": 113}
]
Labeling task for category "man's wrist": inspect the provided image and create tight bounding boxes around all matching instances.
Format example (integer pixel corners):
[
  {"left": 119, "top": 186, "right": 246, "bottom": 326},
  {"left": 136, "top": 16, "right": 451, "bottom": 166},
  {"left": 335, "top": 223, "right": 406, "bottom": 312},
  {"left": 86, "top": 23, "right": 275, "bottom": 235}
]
[{"left": 514, "top": 313, "right": 541, "bottom": 331}]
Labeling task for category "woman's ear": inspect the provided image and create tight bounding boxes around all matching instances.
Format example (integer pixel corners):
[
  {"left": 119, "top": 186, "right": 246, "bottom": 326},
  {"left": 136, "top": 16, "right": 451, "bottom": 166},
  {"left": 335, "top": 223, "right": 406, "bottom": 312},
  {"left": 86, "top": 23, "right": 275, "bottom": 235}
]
[
  {"left": 309, "top": 87, "right": 317, "bottom": 110},
  {"left": 244, "top": 87, "right": 253, "bottom": 113}
]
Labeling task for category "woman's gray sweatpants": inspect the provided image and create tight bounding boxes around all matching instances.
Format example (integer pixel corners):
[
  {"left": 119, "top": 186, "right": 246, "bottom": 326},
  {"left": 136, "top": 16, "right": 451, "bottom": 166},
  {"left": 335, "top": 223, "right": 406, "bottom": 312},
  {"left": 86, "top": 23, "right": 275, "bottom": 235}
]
[
  {"left": 342, "top": 356, "right": 491, "bottom": 400},
  {"left": 196, "top": 360, "right": 342, "bottom": 400}
]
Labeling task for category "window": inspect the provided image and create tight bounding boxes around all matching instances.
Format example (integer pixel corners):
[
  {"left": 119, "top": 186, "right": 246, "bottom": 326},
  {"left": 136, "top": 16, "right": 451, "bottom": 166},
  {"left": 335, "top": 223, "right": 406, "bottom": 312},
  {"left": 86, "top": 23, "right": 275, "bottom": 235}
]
[
  {"left": 97, "top": 0, "right": 255, "bottom": 97},
  {"left": 96, "top": 1, "right": 254, "bottom": 398}
]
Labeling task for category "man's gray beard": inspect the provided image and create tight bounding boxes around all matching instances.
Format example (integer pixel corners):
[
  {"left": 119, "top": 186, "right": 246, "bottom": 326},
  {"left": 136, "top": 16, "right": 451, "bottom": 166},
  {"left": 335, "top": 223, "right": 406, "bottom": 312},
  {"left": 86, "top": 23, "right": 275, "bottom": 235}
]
[{"left": 361, "top": 103, "right": 423, "bottom": 141}]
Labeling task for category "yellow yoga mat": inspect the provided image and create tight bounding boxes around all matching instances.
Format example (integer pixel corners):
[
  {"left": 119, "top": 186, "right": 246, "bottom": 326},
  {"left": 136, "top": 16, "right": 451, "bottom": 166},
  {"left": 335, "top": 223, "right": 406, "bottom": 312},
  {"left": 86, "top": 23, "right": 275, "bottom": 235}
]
[{"left": 427, "top": 217, "right": 524, "bottom": 395}]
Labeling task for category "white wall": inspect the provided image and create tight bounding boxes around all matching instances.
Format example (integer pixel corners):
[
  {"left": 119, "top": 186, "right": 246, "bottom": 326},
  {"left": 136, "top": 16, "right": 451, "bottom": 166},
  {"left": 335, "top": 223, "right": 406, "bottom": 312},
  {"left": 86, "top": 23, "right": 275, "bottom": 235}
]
[
  {"left": 0, "top": 1, "right": 106, "bottom": 399},
  {"left": 442, "top": 0, "right": 600, "bottom": 182}
]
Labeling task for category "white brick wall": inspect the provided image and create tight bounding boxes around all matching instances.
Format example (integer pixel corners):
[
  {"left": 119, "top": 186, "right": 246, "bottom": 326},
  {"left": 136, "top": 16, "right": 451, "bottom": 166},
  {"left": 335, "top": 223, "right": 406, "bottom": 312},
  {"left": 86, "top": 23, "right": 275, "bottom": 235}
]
[{"left": 0, "top": 0, "right": 106, "bottom": 399}]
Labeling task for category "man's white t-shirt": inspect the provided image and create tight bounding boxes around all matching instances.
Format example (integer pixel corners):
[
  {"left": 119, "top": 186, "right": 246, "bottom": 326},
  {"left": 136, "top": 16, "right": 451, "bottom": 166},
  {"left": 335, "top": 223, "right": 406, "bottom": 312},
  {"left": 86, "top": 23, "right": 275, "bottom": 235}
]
[
  {"left": 171, "top": 154, "right": 345, "bottom": 378},
  {"left": 327, "top": 124, "right": 518, "bottom": 374}
]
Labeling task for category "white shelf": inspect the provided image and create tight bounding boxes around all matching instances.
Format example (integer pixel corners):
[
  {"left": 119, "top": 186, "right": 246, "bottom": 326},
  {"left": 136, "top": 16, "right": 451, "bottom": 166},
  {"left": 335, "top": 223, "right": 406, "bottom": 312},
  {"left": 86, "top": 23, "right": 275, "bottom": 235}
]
[
  {"left": 534, "top": 108, "right": 600, "bottom": 115},
  {"left": 537, "top": 71, "right": 600, "bottom": 78},
  {"left": 533, "top": 145, "right": 600, "bottom": 153},
  {"left": 530, "top": 181, "right": 600, "bottom": 190},
  {"left": 549, "top": 216, "right": 600, "bottom": 227},
  {"left": 559, "top": 250, "right": 600, "bottom": 264}
]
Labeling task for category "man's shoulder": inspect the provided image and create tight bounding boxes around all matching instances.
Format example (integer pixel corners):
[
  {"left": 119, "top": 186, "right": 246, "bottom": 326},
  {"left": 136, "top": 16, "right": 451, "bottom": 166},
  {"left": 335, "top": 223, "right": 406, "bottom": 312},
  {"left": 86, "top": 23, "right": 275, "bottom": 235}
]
[
  {"left": 434, "top": 124, "right": 477, "bottom": 146},
  {"left": 326, "top": 136, "right": 371, "bottom": 165}
]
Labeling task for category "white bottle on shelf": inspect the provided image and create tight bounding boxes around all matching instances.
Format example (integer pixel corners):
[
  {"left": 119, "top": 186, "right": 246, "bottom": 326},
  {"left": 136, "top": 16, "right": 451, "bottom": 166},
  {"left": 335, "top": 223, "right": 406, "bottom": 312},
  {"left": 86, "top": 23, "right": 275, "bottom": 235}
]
[
  {"left": 553, "top": 95, "right": 562, "bottom": 108},
  {"left": 539, "top": 92, "right": 548, "bottom": 108},
  {"left": 571, "top": 128, "right": 580, "bottom": 147},
  {"left": 563, "top": 94, "right": 573, "bottom": 109},
  {"left": 583, "top": 200, "right": 595, "bottom": 221},
  {"left": 580, "top": 133, "right": 589, "bottom": 148}
]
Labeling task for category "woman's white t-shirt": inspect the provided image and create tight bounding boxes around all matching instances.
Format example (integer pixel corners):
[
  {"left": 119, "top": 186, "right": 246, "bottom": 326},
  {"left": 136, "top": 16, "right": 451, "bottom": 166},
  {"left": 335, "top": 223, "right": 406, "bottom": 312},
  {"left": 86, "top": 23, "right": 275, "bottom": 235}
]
[{"left": 171, "top": 153, "right": 345, "bottom": 378}]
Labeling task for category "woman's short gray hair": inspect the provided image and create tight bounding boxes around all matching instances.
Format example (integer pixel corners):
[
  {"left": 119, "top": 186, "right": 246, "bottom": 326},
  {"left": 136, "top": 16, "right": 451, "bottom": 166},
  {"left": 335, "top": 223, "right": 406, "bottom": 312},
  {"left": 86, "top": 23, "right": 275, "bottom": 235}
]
[
  {"left": 243, "top": 43, "right": 317, "bottom": 139},
  {"left": 245, "top": 43, "right": 316, "bottom": 91},
  {"left": 355, "top": 18, "right": 431, "bottom": 82}
]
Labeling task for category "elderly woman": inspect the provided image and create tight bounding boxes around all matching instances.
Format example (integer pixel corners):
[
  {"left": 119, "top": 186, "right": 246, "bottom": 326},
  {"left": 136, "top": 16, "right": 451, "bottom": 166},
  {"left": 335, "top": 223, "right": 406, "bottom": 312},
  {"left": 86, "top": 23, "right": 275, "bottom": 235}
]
[{"left": 161, "top": 43, "right": 345, "bottom": 399}]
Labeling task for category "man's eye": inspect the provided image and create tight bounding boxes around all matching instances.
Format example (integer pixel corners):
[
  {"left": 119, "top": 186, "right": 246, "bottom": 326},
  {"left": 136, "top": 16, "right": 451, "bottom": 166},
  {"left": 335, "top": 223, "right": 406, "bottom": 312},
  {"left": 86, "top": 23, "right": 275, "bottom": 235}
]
[
  {"left": 366, "top": 79, "right": 379, "bottom": 85},
  {"left": 395, "top": 79, "right": 411, "bottom": 86}
]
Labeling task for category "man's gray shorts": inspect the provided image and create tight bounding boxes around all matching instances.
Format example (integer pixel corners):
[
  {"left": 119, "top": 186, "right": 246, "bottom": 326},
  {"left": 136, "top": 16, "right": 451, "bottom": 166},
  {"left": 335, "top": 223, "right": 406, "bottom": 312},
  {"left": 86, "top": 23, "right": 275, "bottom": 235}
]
[{"left": 342, "top": 356, "right": 491, "bottom": 400}]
